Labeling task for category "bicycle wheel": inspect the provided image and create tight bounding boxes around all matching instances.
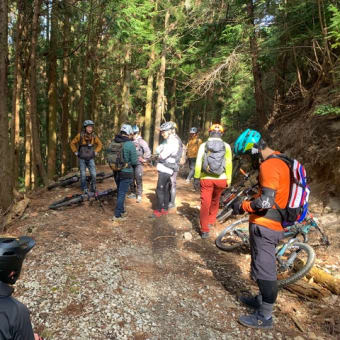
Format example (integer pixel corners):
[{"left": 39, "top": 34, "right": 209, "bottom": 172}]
[
  {"left": 277, "top": 242, "right": 315, "bottom": 288},
  {"left": 215, "top": 217, "right": 249, "bottom": 251},
  {"left": 49, "top": 195, "right": 84, "bottom": 210}
]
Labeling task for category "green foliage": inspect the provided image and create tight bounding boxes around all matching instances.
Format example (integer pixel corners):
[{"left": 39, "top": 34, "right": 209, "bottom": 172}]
[
  {"left": 314, "top": 104, "right": 340, "bottom": 116},
  {"left": 328, "top": 5, "right": 340, "bottom": 48}
]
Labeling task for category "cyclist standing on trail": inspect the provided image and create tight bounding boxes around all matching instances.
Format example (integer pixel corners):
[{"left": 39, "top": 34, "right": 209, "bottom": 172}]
[
  {"left": 193, "top": 124, "right": 232, "bottom": 239},
  {"left": 168, "top": 122, "right": 183, "bottom": 209},
  {"left": 112, "top": 124, "right": 138, "bottom": 221},
  {"left": 0, "top": 236, "right": 44, "bottom": 340},
  {"left": 153, "top": 122, "right": 180, "bottom": 217},
  {"left": 186, "top": 127, "right": 202, "bottom": 183},
  {"left": 231, "top": 129, "right": 290, "bottom": 329},
  {"left": 128, "top": 125, "right": 151, "bottom": 203},
  {"left": 70, "top": 120, "right": 103, "bottom": 194}
]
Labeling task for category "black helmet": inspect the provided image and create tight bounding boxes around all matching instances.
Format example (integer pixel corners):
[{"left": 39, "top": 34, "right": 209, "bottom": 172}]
[{"left": 0, "top": 236, "right": 35, "bottom": 284}]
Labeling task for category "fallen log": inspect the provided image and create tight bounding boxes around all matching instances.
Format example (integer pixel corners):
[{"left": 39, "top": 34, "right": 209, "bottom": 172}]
[
  {"left": 1, "top": 196, "right": 30, "bottom": 231},
  {"left": 284, "top": 279, "right": 331, "bottom": 300},
  {"left": 295, "top": 258, "right": 340, "bottom": 295}
]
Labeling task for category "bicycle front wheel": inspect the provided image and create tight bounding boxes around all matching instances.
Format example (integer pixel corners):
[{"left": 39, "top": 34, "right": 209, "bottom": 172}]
[
  {"left": 277, "top": 242, "right": 315, "bottom": 288},
  {"left": 215, "top": 217, "right": 249, "bottom": 251}
]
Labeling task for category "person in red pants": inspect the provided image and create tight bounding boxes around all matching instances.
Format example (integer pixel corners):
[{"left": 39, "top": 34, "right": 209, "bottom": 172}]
[{"left": 193, "top": 124, "right": 232, "bottom": 238}]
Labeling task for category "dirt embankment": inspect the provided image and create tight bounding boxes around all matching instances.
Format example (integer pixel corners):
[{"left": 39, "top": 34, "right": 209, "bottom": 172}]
[{"left": 3, "top": 165, "right": 340, "bottom": 339}]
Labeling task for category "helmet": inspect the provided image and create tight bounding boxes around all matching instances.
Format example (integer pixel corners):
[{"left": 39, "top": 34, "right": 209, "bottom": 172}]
[
  {"left": 160, "top": 122, "right": 173, "bottom": 132},
  {"left": 190, "top": 127, "right": 198, "bottom": 134},
  {"left": 120, "top": 124, "right": 133, "bottom": 135},
  {"left": 132, "top": 125, "right": 139, "bottom": 134},
  {"left": 0, "top": 236, "right": 35, "bottom": 284},
  {"left": 83, "top": 120, "right": 94, "bottom": 128},
  {"left": 209, "top": 124, "right": 224, "bottom": 134},
  {"left": 234, "top": 129, "right": 262, "bottom": 155}
]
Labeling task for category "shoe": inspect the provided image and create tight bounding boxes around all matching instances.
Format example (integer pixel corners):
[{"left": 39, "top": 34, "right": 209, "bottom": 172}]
[
  {"left": 161, "top": 209, "right": 169, "bottom": 216},
  {"left": 136, "top": 195, "right": 142, "bottom": 203},
  {"left": 112, "top": 215, "right": 127, "bottom": 221},
  {"left": 121, "top": 211, "right": 128, "bottom": 217},
  {"left": 168, "top": 202, "right": 175, "bottom": 209},
  {"left": 185, "top": 179, "right": 190, "bottom": 183},
  {"left": 201, "top": 232, "right": 209, "bottom": 239},
  {"left": 83, "top": 189, "right": 89, "bottom": 195},
  {"left": 127, "top": 193, "right": 136, "bottom": 199},
  {"left": 238, "top": 311, "right": 273, "bottom": 329},
  {"left": 239, "top": 295, "right": 262, "bottom": 309},
  {"left": 152, "top": 210, "right": 162, "bottom": 218}
]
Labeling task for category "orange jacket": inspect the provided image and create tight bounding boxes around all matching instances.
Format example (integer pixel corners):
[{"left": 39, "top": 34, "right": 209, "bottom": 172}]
[
  {"left": 186, "top": 136, "right": 202, "bottom": 158},
  {"left": 70, "top": 132, "right": 103, "bottom": 154},
  {"left": 242, "top": 152, "right": 290, "bottom": 231}
]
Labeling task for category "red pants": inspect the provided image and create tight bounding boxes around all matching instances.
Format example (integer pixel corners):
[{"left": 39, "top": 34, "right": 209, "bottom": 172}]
[{"left": 200, "top": 179, "right": 227, "bottom": 232}]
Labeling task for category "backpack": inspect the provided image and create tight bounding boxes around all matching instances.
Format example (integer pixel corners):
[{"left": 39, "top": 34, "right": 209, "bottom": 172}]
[
  {"left": 269, "top": 154, "right": 310, "bottom": 225},
  {"left": 78, "top": 132, "right": 96, "bottom": 160},
  {"left": 202, "top": 140, "right": 226, "bottom": 176},
  {"left": 105, "top": 141, "right": 128, "bottom": 171}
]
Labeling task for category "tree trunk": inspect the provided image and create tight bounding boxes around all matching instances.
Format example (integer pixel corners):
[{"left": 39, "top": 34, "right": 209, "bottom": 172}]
[
  {"left": 0, "top": 0, "right": 13, "bottom": 209},
  {"left": 29, "top": 0, "right": 48, "bottom": 186},
  {"left": 144, "top": 45, "right": 155, "bottom": 146},
  {"left": 24, "top": 86, "right": 32, "bottom": 190},
  {"left": 61, "top": 0, "right": 71, "bottom": 175},
  {"left": 120, "top": 45, "right": 131, "bottom": 125},
  {"left": 11, "top": 0, "right": 25, "bottom": 189},
  {"left": 247, "top": 0, "right": 266, "bottom": 128},
  {"left": 77, "top": 0, "right": 93, "bottom": 132},
  {"left": 153, "top": 9, "right": 170, "bottom": 152},
  {"left": 47, "top": 0, "right": 58, "bottom": 179},
  {"left": 169, "top": 78, "right": 176, "bottom": 122}
]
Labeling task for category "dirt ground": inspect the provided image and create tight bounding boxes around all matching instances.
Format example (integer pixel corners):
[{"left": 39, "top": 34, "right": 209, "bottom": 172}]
[{"left": 4, "top": 165, "right": 340, "bottom": 340}]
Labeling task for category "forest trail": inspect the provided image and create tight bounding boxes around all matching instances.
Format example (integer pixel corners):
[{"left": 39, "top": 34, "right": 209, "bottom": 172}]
[{"left": 6, "top": 165, "right": 340, "bottom": 340}]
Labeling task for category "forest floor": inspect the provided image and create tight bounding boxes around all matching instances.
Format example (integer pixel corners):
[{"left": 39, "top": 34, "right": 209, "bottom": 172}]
[{"left": 5, "top": 165, "right": 340, "bottom": 340}]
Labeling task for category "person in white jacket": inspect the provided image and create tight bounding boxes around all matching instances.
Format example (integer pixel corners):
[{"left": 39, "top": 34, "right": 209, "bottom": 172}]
[{"left": 153, "top": 122, "right": 180, "bottom": 217}]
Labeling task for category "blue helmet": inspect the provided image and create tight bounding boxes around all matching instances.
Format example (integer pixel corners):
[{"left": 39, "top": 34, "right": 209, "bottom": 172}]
[
  {"left": 120, "top": 124, "right": 133, "bottom": 135},
  {"left": 234, "top": 129, "right": 262, "bottom": 155},
  {"left": 83, "top": 120, "right": 94, "bottom": 128},
  {"left": 190, "top": 127, "right": 198, "bottom": 134},
  {"left": 132, "top": 125, "right": 139, "bottom": 134}
]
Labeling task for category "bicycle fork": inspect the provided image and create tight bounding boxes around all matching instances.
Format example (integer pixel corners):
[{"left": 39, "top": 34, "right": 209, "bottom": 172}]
[{"left": 276, "top": 238, "right": 300, "bottom": 269}]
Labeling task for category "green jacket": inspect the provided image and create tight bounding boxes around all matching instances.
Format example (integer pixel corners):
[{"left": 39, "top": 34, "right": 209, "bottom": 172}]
[
  {"left": 114, "top": 135, "right": 137, "bottom": 174},
  {"left": 194, "top": 138, "right": 233, "bottom": 185}
]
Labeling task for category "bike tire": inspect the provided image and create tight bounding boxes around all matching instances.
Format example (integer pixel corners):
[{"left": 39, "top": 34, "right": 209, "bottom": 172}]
[
  {"left": 215, "top": 217, "right": 249, "bottom": 251},
  {"left": 277, "top": 242, "right": 315, "bottom": 288},
  {"left": 47, "top": 182, "right": 61, "bottom": 190},
  {"left": 49, "top": 196, "right": 84, "bottom": 210}
]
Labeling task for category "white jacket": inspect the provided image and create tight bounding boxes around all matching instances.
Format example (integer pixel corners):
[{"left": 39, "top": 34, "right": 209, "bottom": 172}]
[{"left": 156, "top": 134, "right": 180, "bottom": 175}]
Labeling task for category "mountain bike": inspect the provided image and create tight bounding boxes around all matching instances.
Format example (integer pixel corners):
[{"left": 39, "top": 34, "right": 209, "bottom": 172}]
[
  {"left": 48, "top": 188, "right": 116, "bottom": 210},
  {"left": 47, "top": 172, "right": 114, "bottom": 190},
  {"left": 215, "top": 214, "right": 329, "bottom": 288},
  {"left": 217, "top": 168, "right": 258, "bottom": 223}
]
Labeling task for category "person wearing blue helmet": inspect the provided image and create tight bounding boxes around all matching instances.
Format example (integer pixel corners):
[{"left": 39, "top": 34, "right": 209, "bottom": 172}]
[
  {"left": 186, "top": 127, "right": 202, "bottom": 183},
  {"left": 70, "top": 120, "right": 103, "bottom": 194},
  {"left": 112, "top": 124, "right": 138, "bottom": 221},
  {"left": 128, "top": 125, "right": 151, "bottom": 203},
  {"left": 231, "top": 129, "right": 290, "bottom": 329}
]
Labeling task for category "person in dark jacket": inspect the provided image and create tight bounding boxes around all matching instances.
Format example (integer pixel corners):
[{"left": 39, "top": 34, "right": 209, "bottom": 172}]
[
  {"left": 112, "top": 124, "right": 138, "bottom": 221},
  {"left": 0, "top": 236, "right": 44, "bottom": 340}
]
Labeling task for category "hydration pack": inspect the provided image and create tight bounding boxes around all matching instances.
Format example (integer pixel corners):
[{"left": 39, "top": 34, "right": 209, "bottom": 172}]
[
  {"left": 105, "top": 141, "right": 128, "bottom": 171},
  {"left": 202, "top": 139, "right": 226, "bottom": 176},
  {"left": 269, "top": 154, "right": 310, "bottom": 225},
  {"left": 78, "top": 132, "right": 96, "bottom": 160}
]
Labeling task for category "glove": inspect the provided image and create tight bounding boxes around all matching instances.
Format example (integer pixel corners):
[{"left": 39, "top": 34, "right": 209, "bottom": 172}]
[
  {"left": 193, "top": 178, "right": 200, "bottom": 191},
  {"left": 231, "top": 198, "right": 245, "bottom": 215},
  {"left": 74, "top": 152, "right": 78, "bottom": 157}
]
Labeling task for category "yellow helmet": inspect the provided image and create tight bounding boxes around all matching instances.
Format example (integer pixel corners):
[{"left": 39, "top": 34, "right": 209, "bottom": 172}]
[{"left": 209, "top": 124, "right": 224, "bottom": 133}]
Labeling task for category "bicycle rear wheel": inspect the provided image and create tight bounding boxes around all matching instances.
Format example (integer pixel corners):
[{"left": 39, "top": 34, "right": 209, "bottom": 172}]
[
  {"left": 215, "top": 217, "right": 249, "bottom": 251},
  {"left": 49, "top": 195, "right": 84, "bottom": 210},
  {"left": 277, "top": 242, "right": 315, "bottom": 288}
]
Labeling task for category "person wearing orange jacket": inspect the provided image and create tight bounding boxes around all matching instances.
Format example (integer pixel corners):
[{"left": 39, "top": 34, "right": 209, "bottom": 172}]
[
  {"left": 185, "top": 127, "right": 202, "bottom": 183},
  {"left": 194, "top": 124, "right": 232, "bottom": 238},
  {"left": 70, "top": 120, "right": 103, "bottom": 194},
  {"left": 231, "top": 129, "right": 290, "bottom": 329}
]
